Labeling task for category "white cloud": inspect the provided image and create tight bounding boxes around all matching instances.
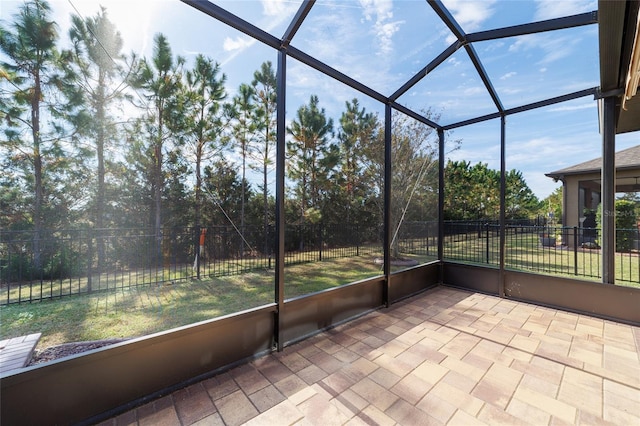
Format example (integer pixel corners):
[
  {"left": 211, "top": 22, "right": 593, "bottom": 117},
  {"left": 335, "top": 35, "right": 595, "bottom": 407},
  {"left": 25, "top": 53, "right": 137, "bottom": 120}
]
[
  {"left": 447, "top": 57, "right": 461, "bottom": 66},
  {"left": 508, "top": 34, "right": 579, "bottom": 65},
  {"left": 483, "top": 41, "right": 505, "bottom": 52},
  {"left": 534, "top": 0, "right": 596, "bottom": 21},
  {"left": 441, "top": 0, "right": 496, "bottom": 32},
  {"left": 261, "top": 0, "right": 300, "bottom": 17},
  {"left": 547, "top": 103, "right": 595, "bottom": 112},
  {"left": 501, "top": 87, "right": 523, "bottom": 95},
  {"left": 359, "top": 0, "right": 393, "bottom": 21},
  {"left": 463, "top": 86, "right": 484, "bottom": 96},
  {"left": 358, "top": 0, "right": 402, "bottom": 55},
  {"left": 500, "top": 72, "right": 517, "bottom": 80},
  {"left": 223, "top": 36, "right": 254, "bottom": 52}
]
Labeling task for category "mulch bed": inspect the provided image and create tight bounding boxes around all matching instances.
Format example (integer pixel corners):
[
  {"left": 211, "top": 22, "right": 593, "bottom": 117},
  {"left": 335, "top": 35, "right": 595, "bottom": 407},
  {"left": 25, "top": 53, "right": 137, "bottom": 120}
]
[{"left": 28, "top": 339, "right": 129, "bottom": 366}]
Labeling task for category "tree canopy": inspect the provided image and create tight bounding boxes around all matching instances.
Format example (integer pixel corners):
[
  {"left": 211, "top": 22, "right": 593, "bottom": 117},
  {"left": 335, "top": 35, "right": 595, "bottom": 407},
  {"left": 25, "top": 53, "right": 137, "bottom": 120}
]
[{"left": 0, "top": 0, "right": 544, "bottom": 257}]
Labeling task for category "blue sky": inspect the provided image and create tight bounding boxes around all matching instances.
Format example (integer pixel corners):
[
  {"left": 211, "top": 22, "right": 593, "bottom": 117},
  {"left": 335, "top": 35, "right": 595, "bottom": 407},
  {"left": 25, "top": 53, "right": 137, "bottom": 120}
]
[{"left": 1, "top": 0, "right": 638, "bottom": 199}]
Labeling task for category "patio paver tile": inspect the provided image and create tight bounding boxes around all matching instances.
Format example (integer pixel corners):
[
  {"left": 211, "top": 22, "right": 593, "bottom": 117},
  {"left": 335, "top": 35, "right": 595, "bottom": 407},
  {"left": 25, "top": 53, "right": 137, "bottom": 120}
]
[
  {"left": 519, "top": 373, "right": 560, "bottom": 396},
  {"left": 332, "top": 347, "right": 360, "bottom": 363},
  {"left": 416, "top": 392, "right": 457, "bottom": 424},
  {"left": 173, "top": 383, "right": 217, "bottom": 425},
  {"left": 390, "top": 371, "right": 433, "bottom": 405},
  {"left": 297, "top": 363, "right": 328, "bottom": 385},
  {"left": 98, "top": 288, "right": 640, "bottom": 426},
  {"left": 296, "top": 392, "right": 351, "bottom": 426},
  {"left": 461, "top": 351, "right": 493, "bottom": 373},
  {"left": 137, "top": 396, "right": 179, "bottom": 426},
  {"left": 251, "top": 357, "right": 293, "bottom": 384},
  {"left": 603, "top": 378, "right": 640, "bottom": 402},
  {"left": 333, "top": 388, "right": 368, "bottom": 415},
  {"left": 502, "top": 345, "right": 533, "bottom": 362},
  {"left": 477, "top": 402, "right": 530, "bottom": 426},
  {"left": 274, "top": 374, "right": 308, "bottom": 398},
  {"left": 470, "top": 376, "right": 516, "bottom": 410},
  {"left": 355, "top": 405, "right": 396, "bottom": 426},
  {"left": 231, "top": 365, "right": 270, "bottom": 395},
  {"left": 603, "top": 383, "right": 640, "bottom": 415},
  {"left": 350, "top": 377, "right": 399, "bottom": 412},
  {"left": 603, "top": 404, "right": 640, "bottom": 425},
  {"left": 379, "top": 339, "right": 410, "bottom": 357},
  {"left": 202, "top": 372, "right": 239, "bottom": 401},
  {"left": 513, "top": 384, "right": 577, "bottom": 423},
  {"left": 385, "top": 398, "right": 443, "bottom": 426},
  {"left": 307, "top": 350, "right": 345, "bottom": 374},
  {"left": 430, "top": 381, "right": 484, "bottom": 417},
  {"left": 247, "top": 384, "right": 286, "bottom": 413},
  {"left": 448, "top": 409, "right": 488, "bottom": 426},
  {"left": 113, "top": 409, "right": 136, "bottom": 426},
  {"left": 584, "top": 362, "right": 640, "bottom": 388},
  {"left": 577, "top": 410, "right": 618, "bottom": 426},
  {"left": 474, "top": 328, "right": 513, "bottom": 345},
  {"left": 244, "top": 399, "right": 303, "bottom": 426},
  {"left": 373, "top": 352, "right": 414, "bottom": 377},
  {"left": 441, "top": 369, "right": 481, "bottom": 393},
  {"left": 412, "top": 359, "right": 449, "bottom": 384},
  {"left": 214, "top": 389, "right": 259, "bottom": 426},
  {"left": 277, "top": 352, "right": 313, "bottom": 373},
  {"left": 320, "top": 370, "right": 356, "bottom": 396},
  {"left": 367, "top": 365, "right": 401, "bottom": 389},
  {"left": 439, "top": 333, "right": 481, "bottom": 359},
  {"left": 509, "top": 333, "right": 541, "bottom": 353},
  {"left": 506, "top": 396, "right": 551, "bottom": 425},
  {"left": 557, "top": 379, "right": 602, "bottom": 417}
]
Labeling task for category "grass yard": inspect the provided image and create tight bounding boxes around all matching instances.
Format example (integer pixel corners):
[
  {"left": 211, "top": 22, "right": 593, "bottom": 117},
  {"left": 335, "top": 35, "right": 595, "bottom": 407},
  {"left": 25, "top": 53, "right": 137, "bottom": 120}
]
[
  {"left": 2, "top": 231, "right": 638, "bottom": 355},
  {"left": 443, "top": 231, "right": 640, "bottom": 288},
  {"left": 1, "top": 254, "right": 432, "bottom": 350}
]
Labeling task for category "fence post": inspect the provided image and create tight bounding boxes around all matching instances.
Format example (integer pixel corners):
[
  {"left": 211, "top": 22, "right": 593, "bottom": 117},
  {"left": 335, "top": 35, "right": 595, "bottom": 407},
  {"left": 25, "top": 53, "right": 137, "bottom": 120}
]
[
  {"left": 196, "top": 226, "right": 201, "bottom": 280},
  {"left": 485, "top": 223, "right": 490, "bottom": 264},
  {"left": 573, "top": 226, "right": 578, "bottom": 276},
  {"left": 318, "top": 224, "right": 323, "bottom": 262},
  {"left": 87, "top": 229, "right": 93, "bottom": 293},
  {"left": 356, "top": 224, "right": 360, "bottom": 257},
  {"left": 172, "top": 227, "right": 177, "bottom": 280},
  {"left": 426, "top": 225, "right": 429, "bottom": 256}
]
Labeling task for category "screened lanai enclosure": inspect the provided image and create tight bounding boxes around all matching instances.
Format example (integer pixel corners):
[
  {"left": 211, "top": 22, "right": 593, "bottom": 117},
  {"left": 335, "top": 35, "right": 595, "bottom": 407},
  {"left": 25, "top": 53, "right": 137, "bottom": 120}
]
[{"left": 1, "top": 0, "right": 639, "bottom": 424}]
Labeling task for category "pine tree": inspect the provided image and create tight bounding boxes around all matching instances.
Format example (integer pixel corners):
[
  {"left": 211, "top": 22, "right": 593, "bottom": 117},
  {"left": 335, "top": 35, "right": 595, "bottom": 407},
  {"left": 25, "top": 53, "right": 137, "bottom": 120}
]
[
  {"left": 287, "top": 95, "right": 336, "bottom": 225},
  {"left": 251, "top": 61, "right": 277, "bottom": 254},
  {"left": 129, "top": 33, "right": 184, "bottom": 248},
  {"left": 0, "top": 0, "right": 85, "bottom": 269},
  {"left": 182, "top": 54, "right": 227, "bottom": 228},
  {"left": 68, "top": 7, "right": 130, "bottom": 267}
]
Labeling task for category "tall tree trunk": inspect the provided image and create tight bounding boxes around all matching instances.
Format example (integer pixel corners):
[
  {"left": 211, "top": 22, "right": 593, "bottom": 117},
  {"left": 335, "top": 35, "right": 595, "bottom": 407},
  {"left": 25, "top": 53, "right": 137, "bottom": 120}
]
[
  {"left": 241, "top": 142, "right": 246, "bottom": 257},
  {"left": 155, "top": 105, "right": 164, "bottom": 264},
  {"left": 195, "top": 85, "right": 206, "bottom": 229},
  {"left": 263, "top": 157, "right": 268, "bottom": 255},
  {"left": 96, "top": 71, "right": 106, "bottom": 270},
  {"left": 32, "top": 70, "right": 43, "bottom": 272},
  {"left": 195, "top": 141, "right": 202, "bottom": 227}
]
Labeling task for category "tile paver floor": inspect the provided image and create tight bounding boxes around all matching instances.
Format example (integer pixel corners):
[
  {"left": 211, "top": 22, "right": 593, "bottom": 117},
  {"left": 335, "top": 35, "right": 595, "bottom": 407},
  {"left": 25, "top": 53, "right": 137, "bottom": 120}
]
[{"left": 99, "top": 287, "right": 640, "bottom": 425}]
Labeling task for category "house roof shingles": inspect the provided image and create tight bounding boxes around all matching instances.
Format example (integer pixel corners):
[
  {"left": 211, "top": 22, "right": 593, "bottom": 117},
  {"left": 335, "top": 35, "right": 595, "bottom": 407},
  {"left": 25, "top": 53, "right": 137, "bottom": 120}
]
[{"left": 546, "top": 144, "right": 640, "bottom": 180}]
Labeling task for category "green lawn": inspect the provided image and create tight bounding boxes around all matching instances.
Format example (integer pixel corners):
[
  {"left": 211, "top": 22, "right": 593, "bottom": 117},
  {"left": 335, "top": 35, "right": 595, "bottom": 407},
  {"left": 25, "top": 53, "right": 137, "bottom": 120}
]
[
  {"left": 2, "top": 234, "right": 638, "bottom": 353},
  {"left": 1, "top": 254, "right": 433, "bottom": 349},
  {"left": 443, "top": 231, "right": 640, "bottom": 288}
]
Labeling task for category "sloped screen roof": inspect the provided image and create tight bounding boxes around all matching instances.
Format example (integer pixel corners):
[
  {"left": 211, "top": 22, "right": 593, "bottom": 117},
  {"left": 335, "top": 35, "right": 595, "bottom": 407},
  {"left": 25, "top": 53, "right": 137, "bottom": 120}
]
[{"left": 184, "top": 0, "right": 602, "bottom": 131}]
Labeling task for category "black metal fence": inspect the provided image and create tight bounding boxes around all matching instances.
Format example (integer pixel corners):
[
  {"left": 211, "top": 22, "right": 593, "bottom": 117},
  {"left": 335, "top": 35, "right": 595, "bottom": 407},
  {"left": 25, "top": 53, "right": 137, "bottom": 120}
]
[
  {"left": 443, "top": 222, "right": 640, "bottom": 285},
  {"left": 0, "top": 224, "right": 384, "bottom": 305},
  {"left": 4, "top": 221, "right": 638, "bottom": 304}
]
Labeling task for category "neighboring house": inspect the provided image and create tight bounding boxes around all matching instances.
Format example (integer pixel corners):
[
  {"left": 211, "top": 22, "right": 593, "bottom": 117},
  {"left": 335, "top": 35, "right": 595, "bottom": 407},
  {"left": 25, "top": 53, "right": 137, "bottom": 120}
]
[{"left": 546, "top": 144, "right": 640, "bottom": 242}]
